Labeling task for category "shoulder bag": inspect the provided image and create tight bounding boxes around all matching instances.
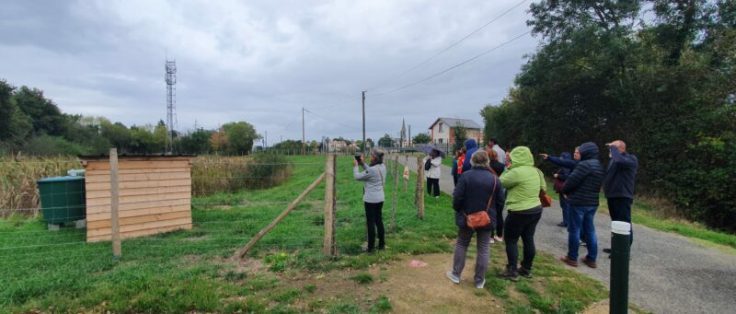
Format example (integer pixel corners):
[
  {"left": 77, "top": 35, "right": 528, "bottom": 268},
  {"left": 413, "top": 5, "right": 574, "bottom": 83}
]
[
  {"left": 465, "top": 172, "right": 497, "bottom": 229},
  {"left": 537, "top": 169, "right": 552, "bottom": 208}
]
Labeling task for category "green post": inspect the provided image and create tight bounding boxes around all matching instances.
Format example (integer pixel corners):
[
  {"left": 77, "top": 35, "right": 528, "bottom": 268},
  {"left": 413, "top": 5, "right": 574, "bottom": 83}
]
[{"left": 610, "top": 221, "right": 631, "bottom": 314}]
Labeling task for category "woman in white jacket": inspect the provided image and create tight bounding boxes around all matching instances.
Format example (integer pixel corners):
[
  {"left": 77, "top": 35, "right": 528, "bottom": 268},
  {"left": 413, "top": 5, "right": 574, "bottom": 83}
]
[
  {"left": 354, "top": 149, "right": 387, "bottom": 252},
  {"left": 424, "top": 149, "right": 442, "bottom": 198}
]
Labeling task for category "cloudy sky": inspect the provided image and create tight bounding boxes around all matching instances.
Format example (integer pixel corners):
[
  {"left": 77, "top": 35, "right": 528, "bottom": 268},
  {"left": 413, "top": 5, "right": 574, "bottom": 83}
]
[{"left": 0, "top": 0, "right": 539, "bottom": 144}]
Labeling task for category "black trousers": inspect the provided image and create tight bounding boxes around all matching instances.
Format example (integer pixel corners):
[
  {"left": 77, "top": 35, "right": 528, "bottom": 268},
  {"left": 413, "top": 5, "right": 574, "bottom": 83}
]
[
  {"left": 427, "top": 178, "right": 440, "bottom": 197},
  {"left": 494, "top": 205, "right": 504, "bottom": 237},
  {"left": 364, "top": 202, "right": 385, "bottom": 251},
  {"left": 504, "top": 211, "right": 542, "bottom": 271},
  {"left": 608, "top": 197, "right": 633, "bottom": 244}
]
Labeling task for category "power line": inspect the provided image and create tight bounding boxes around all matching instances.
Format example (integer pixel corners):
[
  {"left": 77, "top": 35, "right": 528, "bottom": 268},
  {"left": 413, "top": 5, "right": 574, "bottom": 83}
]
[
  {"left": 367, "top": 0, "right": 530, "bottom": 92},
  {"left": 372, "top": 30, "right": 531, "bottom": 97}
]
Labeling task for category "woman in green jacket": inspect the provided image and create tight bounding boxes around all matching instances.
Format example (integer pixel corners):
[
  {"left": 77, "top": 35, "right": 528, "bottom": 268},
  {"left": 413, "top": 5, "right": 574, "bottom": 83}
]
[{"left": 498, "top": 146, "right": 546, "bottom": 281}]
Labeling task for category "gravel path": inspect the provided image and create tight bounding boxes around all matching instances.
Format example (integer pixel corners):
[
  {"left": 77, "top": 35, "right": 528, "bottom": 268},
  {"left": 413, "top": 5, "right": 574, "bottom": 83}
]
[{"left": 395, "top": 155, "right": 736, "bottom": 314}]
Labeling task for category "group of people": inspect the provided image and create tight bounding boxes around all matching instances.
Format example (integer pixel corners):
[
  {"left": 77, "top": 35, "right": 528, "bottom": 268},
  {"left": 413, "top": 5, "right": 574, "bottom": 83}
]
[
  {"left": 542, "top": 140, "right": 638, "bottom": 267},
  {"left": 352, "top": 137, "right": 637, "bottom": 288}
]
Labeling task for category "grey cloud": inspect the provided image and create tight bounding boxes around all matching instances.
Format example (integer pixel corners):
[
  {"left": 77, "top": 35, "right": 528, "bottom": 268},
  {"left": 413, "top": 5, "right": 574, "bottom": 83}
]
[{"left": 0, "top": 0, "right": 538, "bottom": 144}]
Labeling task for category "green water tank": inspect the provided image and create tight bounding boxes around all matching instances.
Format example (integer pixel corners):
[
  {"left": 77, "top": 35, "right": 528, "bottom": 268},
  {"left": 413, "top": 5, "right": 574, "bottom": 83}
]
[{"left": 37, "top": 176, "right": 86, "bottom": 224}]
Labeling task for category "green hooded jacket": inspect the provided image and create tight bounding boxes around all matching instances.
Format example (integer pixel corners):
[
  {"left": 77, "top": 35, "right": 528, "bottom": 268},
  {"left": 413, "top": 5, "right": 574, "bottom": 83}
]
[{"left": 499, "top": 146, "right": 545, "bottom": 212}]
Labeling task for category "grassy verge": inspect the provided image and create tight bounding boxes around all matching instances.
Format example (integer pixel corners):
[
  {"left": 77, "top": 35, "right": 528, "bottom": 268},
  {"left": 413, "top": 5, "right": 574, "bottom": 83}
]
[
  {"left": 0, "top": 155, "right": 607, "bottom": 313},
  {"left": 545, "top": 179, "right": 736, "bottom": 250}
]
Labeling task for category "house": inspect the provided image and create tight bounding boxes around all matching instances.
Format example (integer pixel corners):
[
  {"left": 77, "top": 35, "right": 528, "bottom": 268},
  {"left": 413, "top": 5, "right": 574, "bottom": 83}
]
[
  {"left": 328, "top": 139, "right": 349, "bottom": 152},
  {"left": 428, "top": 117, "right": 483, "bottom": 147}
]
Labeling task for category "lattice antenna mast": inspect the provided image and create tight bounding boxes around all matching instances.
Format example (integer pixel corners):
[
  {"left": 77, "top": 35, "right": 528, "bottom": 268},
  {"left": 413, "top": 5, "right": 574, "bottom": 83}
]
[{"left": 165, "top": 60, "right": 177, "bottom": 154}]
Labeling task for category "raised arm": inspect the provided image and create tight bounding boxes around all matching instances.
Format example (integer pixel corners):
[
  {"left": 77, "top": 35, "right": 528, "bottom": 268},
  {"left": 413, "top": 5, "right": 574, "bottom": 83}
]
[{"left": 609, "top": 147, "right": 638, "bottom": 168}]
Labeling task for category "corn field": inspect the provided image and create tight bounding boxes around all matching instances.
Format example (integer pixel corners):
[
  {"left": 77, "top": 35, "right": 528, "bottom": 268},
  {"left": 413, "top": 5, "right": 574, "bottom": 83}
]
[
  {"left": 0, "top": 154, "right": 292, "bottom": 214},
  {"left": 0, "top": 156, "right": 82, "bottom": 214}
]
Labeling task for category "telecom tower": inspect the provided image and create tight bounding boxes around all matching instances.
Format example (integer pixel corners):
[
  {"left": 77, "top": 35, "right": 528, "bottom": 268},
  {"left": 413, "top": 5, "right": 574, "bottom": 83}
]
[{"left": 165, "top": 59, "right": 177, "bottom": 154}]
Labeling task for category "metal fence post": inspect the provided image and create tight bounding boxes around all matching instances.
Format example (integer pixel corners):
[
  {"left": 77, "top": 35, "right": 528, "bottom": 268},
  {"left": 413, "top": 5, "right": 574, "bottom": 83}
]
[{"left": 323, "top": 154, "right": 337, "bottom": 256}]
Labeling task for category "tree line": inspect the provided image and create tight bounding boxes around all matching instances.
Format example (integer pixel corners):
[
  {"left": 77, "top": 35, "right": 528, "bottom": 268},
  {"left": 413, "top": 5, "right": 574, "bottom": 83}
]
[
  {"left": 0, "top": 80, "right": 260, "bottom": 156},
  {"left": 482, "top": 1, "right": 735, "bottom": 232}
]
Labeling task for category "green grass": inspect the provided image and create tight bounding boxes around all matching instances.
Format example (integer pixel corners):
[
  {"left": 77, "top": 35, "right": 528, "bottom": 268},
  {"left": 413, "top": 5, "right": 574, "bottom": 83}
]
[
  {"left": 544, "top": 178, "right": 736, "bottom": 251},
  {"left": 629, "top": 201, "right": 736, "bottom": 250},
  {"left": 0, "top": 155, "right": 607, "bottom": 312}
]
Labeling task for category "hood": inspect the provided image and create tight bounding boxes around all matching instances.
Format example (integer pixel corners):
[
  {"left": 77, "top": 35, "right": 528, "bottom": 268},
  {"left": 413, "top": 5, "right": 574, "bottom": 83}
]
[
  {"left": 509, "top": 146, "right": 534, "bottom": 167},
  {"left": 464, "top": 139, "right": 478, "bottom": 151},
  {"left": 560, "top": 152, "right": 572, "bottom": 160},
  {"left": 578, "top": 142, "right": 599, "bottom": 160}
]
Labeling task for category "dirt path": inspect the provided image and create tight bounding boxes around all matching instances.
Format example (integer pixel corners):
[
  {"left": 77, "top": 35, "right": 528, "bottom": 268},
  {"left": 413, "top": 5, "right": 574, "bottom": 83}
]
[{"left": 396, "top": 156, "right": 736, "bottom": 314}]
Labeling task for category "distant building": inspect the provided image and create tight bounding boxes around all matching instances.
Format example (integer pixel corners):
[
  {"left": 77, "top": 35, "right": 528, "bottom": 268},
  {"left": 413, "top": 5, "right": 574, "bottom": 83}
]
[
  {"left": 428, "top": 117, "right": 483, "bottom": 147},
  {"left": 328, "top": 139, "right": 349, "bottom": 152}
]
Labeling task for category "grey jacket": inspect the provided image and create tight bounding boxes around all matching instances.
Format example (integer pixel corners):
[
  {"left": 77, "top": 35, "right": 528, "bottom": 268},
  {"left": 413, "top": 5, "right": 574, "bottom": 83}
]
[{"left": 354, "top": 163, "right": 386, "bottom": 203}]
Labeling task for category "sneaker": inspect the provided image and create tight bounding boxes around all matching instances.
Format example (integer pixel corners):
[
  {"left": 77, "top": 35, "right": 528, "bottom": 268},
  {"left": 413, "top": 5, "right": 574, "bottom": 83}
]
[
  {"left": 580, "top": 241, "right": 587, "bottom": 247},
  {"left": 603, "top": 248, "right": 612, "bottom": 254},
  {"left": 560, "top": 256, "right": 579, "bottom": 267},
  {"left": 493, "top": 236, "right": 504, "bottom": 242},
  {"left": 581, "top": 257, "right": 597, "bottom": 268},
  {"left": 498, "top": 268, "right": 519, "bottom": 282},
  {"left": 475, "top": 279, "right": 486, "bottom": 289},
  {"left": 518, "top": 267, "right": 532, "bottom": 278},
  {"left": 446, "top": 271, "right": 460, "bottom": 284},
  {"left": 557, "top": 222, "right": 567, "bottom": 227}
]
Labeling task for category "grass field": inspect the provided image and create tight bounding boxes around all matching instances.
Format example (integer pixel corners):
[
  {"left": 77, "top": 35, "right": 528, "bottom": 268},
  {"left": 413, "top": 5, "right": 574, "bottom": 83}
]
[{"left": 0, "top": 155, "right": 607, "bottom": 313}]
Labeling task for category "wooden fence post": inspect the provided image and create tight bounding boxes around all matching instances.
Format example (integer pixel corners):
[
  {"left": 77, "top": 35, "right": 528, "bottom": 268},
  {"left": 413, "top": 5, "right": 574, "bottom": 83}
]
[
  {"left": 404, "top": 155, "right": 409, "bottom": 191},
  {"left": 109, "top": 148, "right": 121, "bottom": 258},
  {"left": 323, "top": 154, "right": 337, "bottom": 256},
  {"left": 391, "top": 155, "right": 399, "bottom": 232},
  {"left": 415, "top": 155, "right": 425, "bottom": 219}
]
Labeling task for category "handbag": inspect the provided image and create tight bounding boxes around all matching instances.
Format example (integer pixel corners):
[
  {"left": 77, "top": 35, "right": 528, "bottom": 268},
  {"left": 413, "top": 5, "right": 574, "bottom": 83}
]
[
  {"left": 424, "top": 158, "right": 432, "bottom": 171},
  {"left": 553, "top": 177, "right": 564, "bottom": 193},
  {"left": 537, "top": 169, "right": 553, "bottom": 208},
  {"left": 465, "top": 172, "right": 497, "bottom": 229}
]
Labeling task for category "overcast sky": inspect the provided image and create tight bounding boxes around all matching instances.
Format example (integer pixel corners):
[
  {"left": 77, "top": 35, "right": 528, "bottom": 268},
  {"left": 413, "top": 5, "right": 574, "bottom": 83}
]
[{"left": 0, "top": 0, "right": 539, "bottom": 144}]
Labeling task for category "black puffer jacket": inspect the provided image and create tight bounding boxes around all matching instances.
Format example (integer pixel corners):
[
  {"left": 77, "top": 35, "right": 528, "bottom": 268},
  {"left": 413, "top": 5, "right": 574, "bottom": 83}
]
[
  {"left": 452, "top": 166, "right": 505, "bottom": 231},
  {"left": 562, "top": 142, "right": 604, "bottom": 206}
]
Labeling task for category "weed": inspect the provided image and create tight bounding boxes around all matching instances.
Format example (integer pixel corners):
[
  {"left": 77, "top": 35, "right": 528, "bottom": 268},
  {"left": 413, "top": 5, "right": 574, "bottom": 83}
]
[
  {"left": 370, "top": 295, "right": 392, "bottom": 313},
  {"left": 350, "top": 273, "right": 373, "bottom": 284}
]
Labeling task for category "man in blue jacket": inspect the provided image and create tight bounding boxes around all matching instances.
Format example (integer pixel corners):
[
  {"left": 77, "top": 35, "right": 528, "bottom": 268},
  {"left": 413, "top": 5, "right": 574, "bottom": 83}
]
[
  {"left": 560, "top": 142, "right": 604, "bottom": 268},
  {"left": 603, "top": 140, "right": 638, "bottom": 254}
]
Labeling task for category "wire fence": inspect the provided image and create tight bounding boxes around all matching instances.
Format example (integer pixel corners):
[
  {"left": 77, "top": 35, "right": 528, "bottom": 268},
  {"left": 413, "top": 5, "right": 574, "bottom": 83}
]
[{"left": 0, "top": 152, "right": 439, "bottom": 296}]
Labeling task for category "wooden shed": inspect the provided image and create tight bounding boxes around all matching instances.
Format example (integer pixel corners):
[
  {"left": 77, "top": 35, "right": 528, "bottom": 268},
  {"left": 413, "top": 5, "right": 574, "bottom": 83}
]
[{"left": 81, "top": 155, "right": 194, "bottom": 242}]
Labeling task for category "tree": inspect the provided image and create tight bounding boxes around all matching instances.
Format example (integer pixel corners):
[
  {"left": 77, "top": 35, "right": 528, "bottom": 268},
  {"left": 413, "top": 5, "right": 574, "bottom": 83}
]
[
  {"left": 413, "top": 133, "right": 431, "bottom": 144},
  {"left": 180, "top": 129, "right": 213, "bottom": 155},
  {"left": 378, "top": 134, "right": 393, "bottom": 147},
  {"left": 0, "top": 80, "right": 31, "bottom": 149},
  {"left": 452, "top": 125, "right": 467, "bottom": 152},
  {"left": 13, "top": 86, "right": 67, "bottom": 136},
  {"left": 222, "top": 121, "right": 259, "bottom": 155}
]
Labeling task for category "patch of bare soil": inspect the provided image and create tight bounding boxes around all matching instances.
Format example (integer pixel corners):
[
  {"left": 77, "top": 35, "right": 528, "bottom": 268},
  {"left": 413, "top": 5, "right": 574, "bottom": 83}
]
[{"left": 284, "top": 253, "right": 506, "bottom": 313}]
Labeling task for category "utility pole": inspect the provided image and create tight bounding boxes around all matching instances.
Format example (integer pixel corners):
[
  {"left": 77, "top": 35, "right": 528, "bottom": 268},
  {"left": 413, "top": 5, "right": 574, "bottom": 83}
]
[
  {"left": 265, "top": 130, "right": 268, "bottom": 149},
  {"left": 362, "top": 91, "right": 366, "bottom": 155},
  {"left": 302, "top": 107, "right": 306, "bottom": 155}
]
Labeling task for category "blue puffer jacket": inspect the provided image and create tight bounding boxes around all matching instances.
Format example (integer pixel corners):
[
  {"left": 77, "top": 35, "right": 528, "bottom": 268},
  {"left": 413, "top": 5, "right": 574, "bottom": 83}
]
[
  {"left": 461, "top": 139, "right": 479, "bottom": 173},
  {"left": 452, "top": 166, "right": 505, "bottom": 231},
  {"left": 562, "top": 142, "right": 604, "bottom": 206}
]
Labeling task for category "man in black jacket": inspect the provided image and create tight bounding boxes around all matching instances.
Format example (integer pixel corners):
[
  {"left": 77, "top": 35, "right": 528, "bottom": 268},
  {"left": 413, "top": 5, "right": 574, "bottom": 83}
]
[
  {"left": 560, "top": 142, "right": 604, "bottom": 268},
  {"left": 603, "top": 140, "right": 638, "bottom": 253}
]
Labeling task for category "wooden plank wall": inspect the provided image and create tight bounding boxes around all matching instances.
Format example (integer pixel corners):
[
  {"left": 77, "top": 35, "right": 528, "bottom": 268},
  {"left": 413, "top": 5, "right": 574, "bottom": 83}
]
[{"left": 83, "top": 158, "right": 193, "bottom": 242}]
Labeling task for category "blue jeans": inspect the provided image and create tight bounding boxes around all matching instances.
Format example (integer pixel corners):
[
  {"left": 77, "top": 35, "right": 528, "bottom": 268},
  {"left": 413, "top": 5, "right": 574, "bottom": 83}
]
[{"left": 568, "top": 205, "right": 598, "bottom": 261}]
